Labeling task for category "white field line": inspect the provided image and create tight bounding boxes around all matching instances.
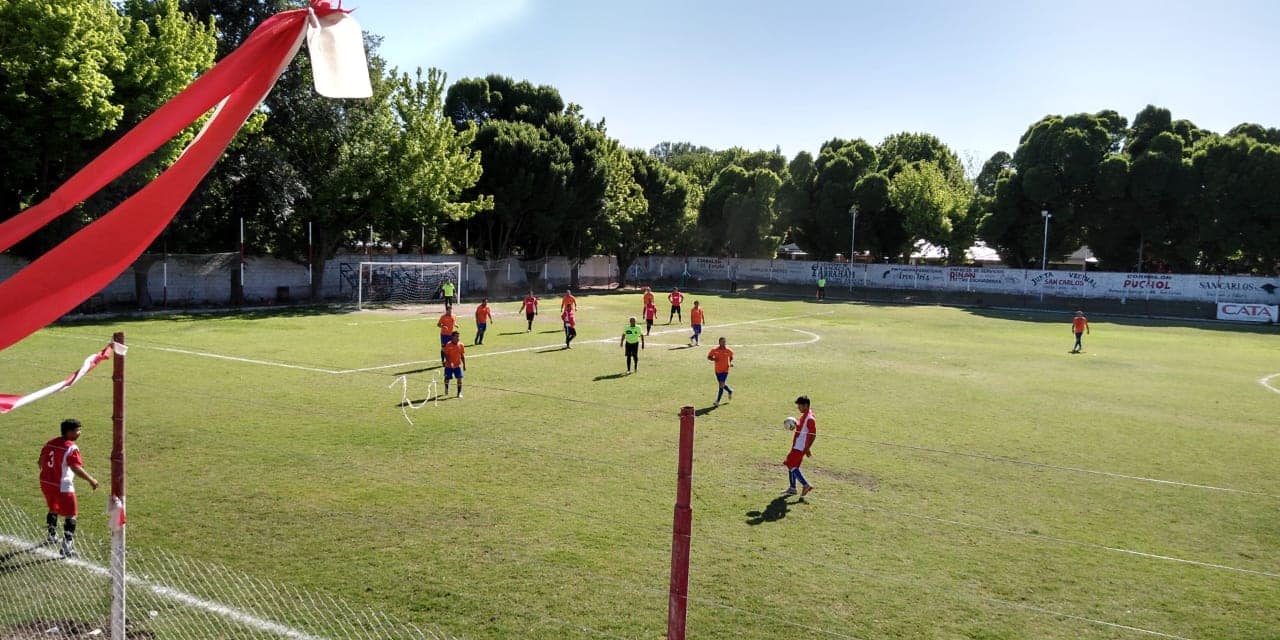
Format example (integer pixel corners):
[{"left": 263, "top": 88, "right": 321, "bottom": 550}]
[
  {"left": 335, "top": 311, "right": 833, "bottom": 374},
  {"left": 813, "top": 492, "right": 1280, "bottom": 579},
  {"left": 145, "top": 346, "right": 345, "bottom": 374},
  {"left": 646, "top": 328, "right": 820, "bottom": 348},
  {"left": 1259, "top": 373, "right": 1280, "bottom": 395},
  {"left": 0, "top": 534, "right": 326, "bottom": 639}
]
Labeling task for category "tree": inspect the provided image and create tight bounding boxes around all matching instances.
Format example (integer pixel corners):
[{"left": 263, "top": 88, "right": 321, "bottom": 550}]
[
  {"left": 889, "top": 161, "right": 972, "bottom": 261},
  {"left": 877, "top": 132, "right": 966, "bottom": 187},
  {"left": 613, "top": 150, "right": 695, "bottom": 286},
  {"left": 444, "top": 74, "right": 564, "bottom": 128},
  {"left": 981, "top": 111, "right": 1117, "bottom": 266},
  {"left": 698, "top": 166, "right": 782, "bottom": 258},
  {"left": 0, "top": 0, "right": 216, "bottom": 258},
  {"left": 460, "top": 120, "right": 572, "bottom": 262}
]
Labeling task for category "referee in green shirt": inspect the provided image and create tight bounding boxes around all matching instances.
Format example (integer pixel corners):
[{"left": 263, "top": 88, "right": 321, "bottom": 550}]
[
  {"left": 441, "top": 279, "right": 456, "bottom": 312},
  {"left": 620, "top": 317, "right": 645, "bottom": 374}
]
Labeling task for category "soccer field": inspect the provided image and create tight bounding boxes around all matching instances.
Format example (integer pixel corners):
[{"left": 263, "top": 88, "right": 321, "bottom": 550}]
[{"left": 2, "top": 293, "right": 1278, "bottom": 639}]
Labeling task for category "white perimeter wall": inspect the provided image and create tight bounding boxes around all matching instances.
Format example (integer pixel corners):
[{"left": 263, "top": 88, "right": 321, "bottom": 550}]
[{"left": 3, "top": 253, "right": 1277, "bottom": 308}]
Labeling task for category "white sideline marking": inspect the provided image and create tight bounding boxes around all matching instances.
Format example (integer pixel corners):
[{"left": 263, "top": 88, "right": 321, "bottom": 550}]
[
  {"left": 146, "top": 346, "right": 345, "bottom": 374},
  {"left": 336, "top": 311, "right": 833, "bottom": 373},
  {"left": 0, "top": 535, "right": 325, "bottom": 639},
  {"left": 1259, "top": 373, "right": 1280, "bottom": 395}
]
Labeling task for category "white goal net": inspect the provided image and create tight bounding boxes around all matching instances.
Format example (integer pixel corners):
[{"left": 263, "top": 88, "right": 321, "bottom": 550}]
[{"left": 356, "top": 262, "right": 462, "bottom": 310}]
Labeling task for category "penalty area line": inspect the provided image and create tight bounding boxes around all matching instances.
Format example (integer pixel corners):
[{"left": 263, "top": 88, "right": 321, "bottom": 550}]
[{"left": 0, "top": 534, "right": 327, "bottom": 640}]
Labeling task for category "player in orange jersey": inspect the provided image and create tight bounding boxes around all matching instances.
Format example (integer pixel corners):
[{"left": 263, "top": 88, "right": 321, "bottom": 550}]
[
  {"left": 689, "top": 301, "right": 705, "bottom": 346},
  {"left": 436, "top": 309, "right": 456, "bottom": 365},
  {"left": 706, "top": 336, "right": 734, "bottom": 406},
  {"left": 474, "top": 298, "right": 494, "bottom": 345},
  {"left": 561, "top": 289, "right": 577, "bottom": 313},
  {"left": 442, "top": 332, "right": 466, "bottom": 398},
  {"left": 1070, "top": 310, "right": 1090, "bottom": 353}
]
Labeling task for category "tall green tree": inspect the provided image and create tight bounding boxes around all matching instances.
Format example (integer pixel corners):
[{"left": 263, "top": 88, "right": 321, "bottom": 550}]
[
  {"left": 698, "top": 165, "right": 782, "bottom": 258},
  {"left": 888, "top": 161, "right": 972, "bottom": 261},
  {"left": 980, "top": 111, "right": 1120, "bottom": 267},
  {"left": 0, "top": 0, "right": 216, "bottom": 257},
  {"left": 614, "top": 149, "right": 695, "bottom": 284}
]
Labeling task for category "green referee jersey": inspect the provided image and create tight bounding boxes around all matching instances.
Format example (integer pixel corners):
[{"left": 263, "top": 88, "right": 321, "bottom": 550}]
[
  {"left": 442, "top": 282, "right": 455, "bottom": 296},
  {"left": 623, "top": 325, "right": 643, "bottom": 344},
  {"left": 817, "top": 277, "right": 826, "bottom": 287}
]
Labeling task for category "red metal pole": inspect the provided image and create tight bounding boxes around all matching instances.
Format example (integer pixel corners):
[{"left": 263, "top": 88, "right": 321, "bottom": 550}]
[
  {"left": 667, "top": 406, "right": 695, "bottom": 640},
  {"left": 111, "top": 332, "right": 125, "bottom": 499},
  {"left": 110, "top": 331, "right": 126, "bottom": 639}
]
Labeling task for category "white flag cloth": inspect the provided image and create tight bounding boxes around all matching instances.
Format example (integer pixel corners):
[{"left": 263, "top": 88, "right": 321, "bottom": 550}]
[{"left": 0, "top": 343, "right": 116, "bottom": 414}]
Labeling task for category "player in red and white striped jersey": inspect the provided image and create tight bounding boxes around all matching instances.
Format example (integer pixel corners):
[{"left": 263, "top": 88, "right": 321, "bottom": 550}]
[
  {"left": 39, "top": 419, "right": 99, "bottom": 555},
  {"left": 784, "top": 396, "right": 816, "bottom": 497}
]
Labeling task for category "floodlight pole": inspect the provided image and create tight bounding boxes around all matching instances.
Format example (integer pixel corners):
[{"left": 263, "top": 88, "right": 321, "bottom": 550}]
[
  {"left": 109, "top": 332, "right": 127, "bottom": 640},
  {"left": 848, "top": 204, "right": 858, "bottom": 291},
  {"left": 1040, "top": 209, "right": 1052, "bottom": 271},
  {"left": 667, "top": 406, "right": 695, "bottom": 640}
]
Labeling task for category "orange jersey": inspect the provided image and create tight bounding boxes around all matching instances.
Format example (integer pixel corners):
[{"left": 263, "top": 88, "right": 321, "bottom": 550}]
[
  {"left": 707, "top": 346, "right": 734, "bottom": 373},
  {"left": 690, "top": 307, "right": 704, "bottom": 325},
  {"left": 642, "top": 291, "right": 654, "bottom": 307},
  {"left": 475, "top": 305, "right": 493, "bottom": 324},
  {"left": 437, "top": 314, "right": 456, "bottom": 335},
  {"left": 561, "top": 294, "right": 576, "bottom": 310},
  {"left": 442, "top": 341, "right": 465, "bottom": 368},
  {"left": 1072, "top": 316, "right": 1088, "bottom": 333}
]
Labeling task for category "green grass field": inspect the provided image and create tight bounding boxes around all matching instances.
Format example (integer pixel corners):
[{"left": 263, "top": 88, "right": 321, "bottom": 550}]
[{"left": 2, "top": 293, "right": 1278, "bottom": 639}]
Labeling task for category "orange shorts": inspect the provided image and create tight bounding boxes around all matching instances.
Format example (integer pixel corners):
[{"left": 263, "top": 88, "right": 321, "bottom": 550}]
[{"left": 41, "top": 484, "right": 78, "bottom": 517}]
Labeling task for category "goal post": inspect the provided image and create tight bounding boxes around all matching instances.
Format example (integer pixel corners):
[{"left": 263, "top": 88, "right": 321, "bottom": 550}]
[{"left": 356, "top": 261, "right": 462, "bottom": 310}]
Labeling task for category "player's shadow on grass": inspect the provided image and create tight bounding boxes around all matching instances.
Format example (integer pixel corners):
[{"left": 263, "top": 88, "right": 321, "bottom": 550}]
[
  {"left": 668, "top": 344, "right": 697, "bottom": 350},
  {"left": 593, "top": 372, "right": 629, "bottom": 381},
  {"left": 745, "top": 495, "right": 798, "bottom": 525},
  {"left": 694, "top": 405, "right": 719, "bottom": 416},
  {"left": 538, "top": 329, "right": 563, "bottom": 334},
  {"left": 393, "top": 365, "right": 441, "bottom": 376},
  {"left": 498, "top": 331, "right": 528, "bottom": 336}
]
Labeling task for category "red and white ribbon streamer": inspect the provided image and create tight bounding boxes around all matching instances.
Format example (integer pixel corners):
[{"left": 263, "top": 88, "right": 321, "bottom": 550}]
[
  {"left": 0, "top": 342, "right": 120, "bottom": 413},
  {"left": 0, "top": 2, "right": 365, "bottom": 354}
]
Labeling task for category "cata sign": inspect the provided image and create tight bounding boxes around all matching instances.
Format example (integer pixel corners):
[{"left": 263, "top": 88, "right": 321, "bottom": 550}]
[{"left": 1215, "top": 303, "right": 1278, "bottom": 323}]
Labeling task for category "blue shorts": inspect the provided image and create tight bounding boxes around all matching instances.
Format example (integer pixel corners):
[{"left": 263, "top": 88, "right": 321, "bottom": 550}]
[
  {"left": 715, "top": 372, "right": 729, "bottom": 383},
  {"left": 440, "top": 335, "right": 452, "bottom": 346},
  {"left": 445, "top": 367, "right": 463, "bottom": 380},
  {"left": 477, "top": 323, "right": 487, "bottom": 331},
  {"left": 692, "top": 324, "right": 702, "bottom": 335}
]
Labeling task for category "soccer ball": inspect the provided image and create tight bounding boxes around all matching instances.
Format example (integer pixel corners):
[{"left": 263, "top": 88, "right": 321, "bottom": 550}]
[{"left": 783, "top": 416, "right": 797, "bottom": 431}]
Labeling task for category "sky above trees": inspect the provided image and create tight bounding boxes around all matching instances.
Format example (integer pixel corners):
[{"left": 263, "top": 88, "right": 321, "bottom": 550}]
[{"left": 354, "top": 0, "right": 1280, "bottom": 170}]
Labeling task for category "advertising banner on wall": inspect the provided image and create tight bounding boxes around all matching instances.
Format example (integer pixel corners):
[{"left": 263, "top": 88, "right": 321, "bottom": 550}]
[
  {"left": 1197, "top": 276, "right": 1280, "bottom": 304},
  {"left": 1029, "top": 270, "right": 1101, "bottom": 298},
  {"left": 945, "top": 267, "right": 1025, "bottom": 293},
  {"left": 1216, "top": 302, "right": 1278, "bottom": 323},
  {"left": 1099, "top": 272, "right": 1191, "bottom": 301},
  {"left": 865, "top": 265, "right": 947, "bottom": 290}
]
